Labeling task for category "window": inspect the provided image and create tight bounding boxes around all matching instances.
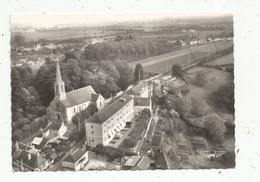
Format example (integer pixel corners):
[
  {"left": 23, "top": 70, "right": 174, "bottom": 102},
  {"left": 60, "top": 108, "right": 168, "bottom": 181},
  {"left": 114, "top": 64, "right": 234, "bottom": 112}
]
[
  {"left": 91, "top": 131, "right": 94, "bottom": 134},
  {"left": 92, "top": 139, "right": 94, "bottom": 143},
  {"left": 74, "top": 107, "right": 76, "bottom": 113},
  {"left": 91, "top": 125, "right": 93, "bottom": 129}
]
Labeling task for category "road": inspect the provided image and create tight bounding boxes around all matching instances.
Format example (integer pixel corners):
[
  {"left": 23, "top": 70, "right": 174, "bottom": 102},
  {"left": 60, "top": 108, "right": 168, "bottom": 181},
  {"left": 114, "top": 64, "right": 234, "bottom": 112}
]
[{"left": 137, "top": 108, "right": 159, "bottom": 154}]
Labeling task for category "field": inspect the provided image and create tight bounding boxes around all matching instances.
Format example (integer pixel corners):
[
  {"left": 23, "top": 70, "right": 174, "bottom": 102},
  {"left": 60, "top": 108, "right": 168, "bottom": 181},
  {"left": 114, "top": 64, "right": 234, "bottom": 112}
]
[
  {"left": 206, "top": 53, "right": 234, "bottom": 65},
  {"left": 129, "top": 41, "right": 233, "bottom": 74},
  {"left": 12, "top": 28, "right": 119, "bottom": 41}
]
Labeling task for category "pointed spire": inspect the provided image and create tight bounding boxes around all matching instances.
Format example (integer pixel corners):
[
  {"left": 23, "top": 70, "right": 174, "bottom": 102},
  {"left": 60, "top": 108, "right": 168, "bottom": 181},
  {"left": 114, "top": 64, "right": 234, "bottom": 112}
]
[{"left": 56, "top": 60, "right": 62, "bottom": 82}]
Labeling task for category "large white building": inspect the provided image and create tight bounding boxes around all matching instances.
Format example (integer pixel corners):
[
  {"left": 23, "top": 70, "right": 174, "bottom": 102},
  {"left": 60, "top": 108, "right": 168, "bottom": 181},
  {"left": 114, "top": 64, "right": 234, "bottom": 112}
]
[
  {"left": 47, "top": 61, "right": 105, "bottom": 124},
  {"left": 85, "top": 95, "right": 134, "bottom": 146}
]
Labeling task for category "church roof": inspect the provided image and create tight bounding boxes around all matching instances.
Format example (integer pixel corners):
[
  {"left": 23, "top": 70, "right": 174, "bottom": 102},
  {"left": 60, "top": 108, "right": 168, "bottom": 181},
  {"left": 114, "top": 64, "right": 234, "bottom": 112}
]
[
  {"left": 60, "top": 85, "right": 97, "bottom": 108},
  {"left": 56, "top": 61, "right": 63, "bottom": 83},
  {"left": 86, "top": 95, "right": 133, "bottom": 124}
]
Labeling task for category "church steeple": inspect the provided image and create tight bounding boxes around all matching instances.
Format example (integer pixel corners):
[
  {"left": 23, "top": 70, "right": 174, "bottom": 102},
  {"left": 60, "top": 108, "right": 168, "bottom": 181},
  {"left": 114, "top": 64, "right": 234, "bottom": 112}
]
[{"left": 54, "top": 61, "right": 66, "bottom": 100}]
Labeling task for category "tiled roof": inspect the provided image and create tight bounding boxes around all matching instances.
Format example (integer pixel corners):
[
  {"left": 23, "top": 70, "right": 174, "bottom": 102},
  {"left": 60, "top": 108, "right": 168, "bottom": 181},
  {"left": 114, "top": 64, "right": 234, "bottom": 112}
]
[
  {"left": 31, "top": 137, "right": 43, "bottom": 146},
  {"left": 63, "top": 149, "right": 87, "bottom": 163},
  {"left": 60, "top": 85, "right": 96, "bottom": 108},
  {"left": 134, "top": 97, "right": 151, "bottom": 107},
  {"left": 17, "top": 150, "right": 48, "bottom": 170},
  {"left": 86, "top": 95, "right": 133, "bottom": 124}
]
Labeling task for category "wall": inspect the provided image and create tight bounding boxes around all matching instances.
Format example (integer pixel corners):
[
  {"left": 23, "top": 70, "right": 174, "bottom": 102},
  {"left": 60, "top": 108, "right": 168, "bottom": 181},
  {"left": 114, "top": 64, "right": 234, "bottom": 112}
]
[
  {"left": 66, "top": 101, "right": 90, "bottom": 123},
  {"left": 85, "top": 122, "right": 103, "bottom": 146}
]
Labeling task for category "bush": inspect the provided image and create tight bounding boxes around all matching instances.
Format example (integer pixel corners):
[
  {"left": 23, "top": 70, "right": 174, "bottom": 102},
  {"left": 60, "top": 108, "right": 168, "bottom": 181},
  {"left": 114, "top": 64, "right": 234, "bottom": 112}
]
[
  {"left": 120, "top": 138, "right": 137, "bottom": 149},
  {"left": 194, "top": 71, "right": 208, "bottom": 87},
  {"left": 191, "top": 97, "right": 209, "bottom": 116},
  {"left": 92, "top": 144, "right": 126, "bottom": 161},
  {"left": 204, "top": 113, "right": 226, "bottom": 143}
]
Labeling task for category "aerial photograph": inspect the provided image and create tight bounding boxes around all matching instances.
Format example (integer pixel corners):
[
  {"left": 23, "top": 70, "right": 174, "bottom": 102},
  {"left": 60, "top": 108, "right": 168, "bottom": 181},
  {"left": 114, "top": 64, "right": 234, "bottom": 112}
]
[{"left": 10, "top": 13, "right": 234, "bottom": 171}]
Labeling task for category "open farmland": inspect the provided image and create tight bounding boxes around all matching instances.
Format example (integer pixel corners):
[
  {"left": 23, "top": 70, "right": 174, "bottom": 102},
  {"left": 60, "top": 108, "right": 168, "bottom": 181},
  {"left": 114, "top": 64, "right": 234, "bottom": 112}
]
[
  {"left": 12, "top": 28, "right": 120, "bottom": 41},
  {"left": 206, "top": 53, "right": 234, "bottom": 66},
  {"left": 129, "top": 41, "right": 233, "bottom": 74}
]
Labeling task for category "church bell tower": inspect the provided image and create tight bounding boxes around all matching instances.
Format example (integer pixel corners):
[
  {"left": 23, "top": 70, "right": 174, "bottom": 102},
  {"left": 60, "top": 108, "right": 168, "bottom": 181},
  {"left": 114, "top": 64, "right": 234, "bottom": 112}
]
[{"left": 54, "top": 61, "right": 66, "bottom": 100}]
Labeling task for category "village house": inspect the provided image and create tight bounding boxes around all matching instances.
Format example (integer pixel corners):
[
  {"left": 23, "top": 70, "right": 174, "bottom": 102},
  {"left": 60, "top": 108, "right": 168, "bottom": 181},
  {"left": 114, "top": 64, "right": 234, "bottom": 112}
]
[
  {"left": 47, "top": 61, "right": 105, "bottom": 124},
  {"left": 62, "top": 149, "right": 89, "bottom": 171},
  {"left": 13, "top": 142, "right": 50, "bottom": 171},
  {"left": 85, "top": 95, "right": 134, "bottom": 147},
  {"left": 42, "top": 121, "right": 68, "bottom": 141}
]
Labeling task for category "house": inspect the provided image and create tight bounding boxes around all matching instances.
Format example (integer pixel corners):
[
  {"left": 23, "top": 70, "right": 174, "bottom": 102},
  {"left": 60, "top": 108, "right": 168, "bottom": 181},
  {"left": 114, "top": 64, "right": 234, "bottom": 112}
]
[
  {"left": 15, "top": 150, "right": 49, "bottom": 171},
  {"left": 133, "top": 97, "right": 152, "bottom": 116},
  {"left": 47, "top": 61, "right": 105, "bottom": 124},
  {"left": 30, "top": 137, "right": 48, "bottom": 149},
  {"left": 85, "top": 95, "right": 134, "bottom": 146},
  {"left": 62, "top": 149, "right": 89, "bottom": 171},
  {"left": 44, "top": 121, "right": 67, "bottom": 139}
]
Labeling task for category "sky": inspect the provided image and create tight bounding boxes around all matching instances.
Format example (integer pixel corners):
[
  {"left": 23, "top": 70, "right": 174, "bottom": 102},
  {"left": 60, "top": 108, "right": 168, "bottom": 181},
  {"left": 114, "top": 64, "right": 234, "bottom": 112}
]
[{"left": 10, "top": 13, "right": 231, "bottom": 28}]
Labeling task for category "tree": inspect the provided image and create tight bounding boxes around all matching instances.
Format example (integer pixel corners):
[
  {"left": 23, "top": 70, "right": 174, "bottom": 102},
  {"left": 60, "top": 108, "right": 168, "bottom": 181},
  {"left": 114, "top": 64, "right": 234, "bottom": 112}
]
[
  {"left": 12, "top": 129, "right": 24, "bottom": 141},
  {"left": 194, "top": 71, "right": 208, "bottom": 87},
  {"left": 172, "top": 64, "right": 183, "bottom": 78},
  {"left": 134, "top": 64, "right": 144, "bottom": 83},
  {"left": 174, "top": 97, "right": 192, "bottom": 118},
  {"left": 210, "top": 83, "right": 234, "bottom": 114},
  {"left": 204, "top": 113, "right": 226, "bottom": 142},
  {"left": 191, "top": 97, "right": 209, "bottom": 116},
  {"left": 115, "top": 60, "right": 133, "bottom": 90}
]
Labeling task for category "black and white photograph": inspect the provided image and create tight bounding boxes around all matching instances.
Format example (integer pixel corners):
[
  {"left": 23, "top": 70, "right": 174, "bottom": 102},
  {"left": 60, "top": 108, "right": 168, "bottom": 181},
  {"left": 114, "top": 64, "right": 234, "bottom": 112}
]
[
  {"left": 1, "top": 0, "right": 260, "bottom": 181},
  {"left": 10, "top": 13, "right": 235, "bottom": 171}
]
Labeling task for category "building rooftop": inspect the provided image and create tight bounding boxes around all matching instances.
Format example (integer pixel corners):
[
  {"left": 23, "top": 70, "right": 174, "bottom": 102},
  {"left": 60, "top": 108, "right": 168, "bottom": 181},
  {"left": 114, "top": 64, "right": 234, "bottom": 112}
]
[
  {"left": 127, "top": 82, "right": 148, "bottom": 95},
  {"left": 61, "top": 85, "right": 97, "bottom": 108},
  {"left": 86, "top": 95, "right": 133, "bottom": 124},
  {"left": 63, "top": 149, "right": 87, "bottom": 163},
  {"left": 134, "top": 97, "right": 151, "bottom": 107}
]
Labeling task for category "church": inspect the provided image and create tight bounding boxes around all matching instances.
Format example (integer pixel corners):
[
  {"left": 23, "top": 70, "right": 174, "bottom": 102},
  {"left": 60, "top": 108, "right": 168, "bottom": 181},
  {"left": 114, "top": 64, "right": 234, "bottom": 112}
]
[{"left": 47, "top": 61, "right": 105, "bottom": 124}]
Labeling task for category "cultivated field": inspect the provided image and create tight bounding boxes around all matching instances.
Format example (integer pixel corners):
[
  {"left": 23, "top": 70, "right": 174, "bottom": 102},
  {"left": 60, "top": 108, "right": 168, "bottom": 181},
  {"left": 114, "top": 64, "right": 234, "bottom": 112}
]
[
  {"left": 207, "top": 53, "right": 234, "bottom": 66},
  {"left": 129, "top": 41, "right": 233, "bottom": 74}
]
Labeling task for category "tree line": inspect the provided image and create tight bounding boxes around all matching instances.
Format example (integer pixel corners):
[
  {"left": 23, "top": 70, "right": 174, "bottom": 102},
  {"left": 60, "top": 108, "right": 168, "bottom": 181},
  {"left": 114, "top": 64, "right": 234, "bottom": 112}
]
[{"left": 83, "top": 38, "right": 180, "bottom": 62}]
